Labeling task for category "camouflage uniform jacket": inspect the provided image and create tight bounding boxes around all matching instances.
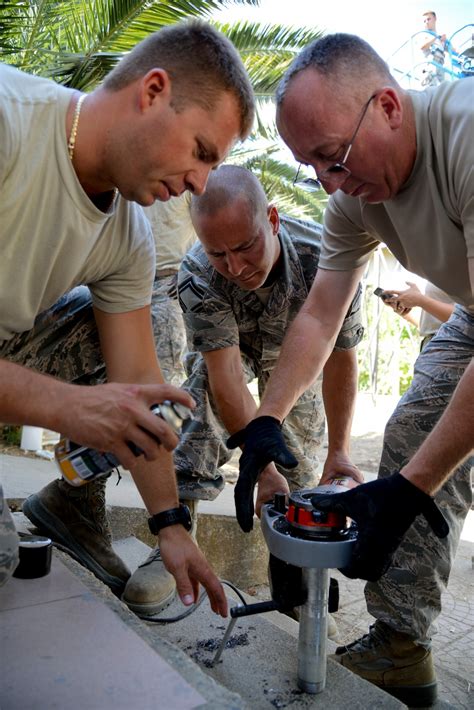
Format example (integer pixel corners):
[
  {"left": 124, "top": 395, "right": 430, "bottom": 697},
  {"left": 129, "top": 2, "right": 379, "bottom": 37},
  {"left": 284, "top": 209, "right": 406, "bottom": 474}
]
[{"left": 178, "top": 214, "right": 364, "bottom": 369}]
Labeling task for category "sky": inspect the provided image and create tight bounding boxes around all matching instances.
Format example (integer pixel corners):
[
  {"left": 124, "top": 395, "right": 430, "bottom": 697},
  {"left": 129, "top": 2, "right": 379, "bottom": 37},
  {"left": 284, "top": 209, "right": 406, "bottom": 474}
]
[{"left": 214, "top": 0, "right": 473, "bottom": 61}]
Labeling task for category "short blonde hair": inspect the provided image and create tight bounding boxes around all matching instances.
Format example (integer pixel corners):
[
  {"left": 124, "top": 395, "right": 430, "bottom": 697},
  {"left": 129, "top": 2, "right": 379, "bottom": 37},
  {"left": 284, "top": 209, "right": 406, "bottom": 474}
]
[{"left": 103, "top": 20, "right": 254, "bottom": 140}]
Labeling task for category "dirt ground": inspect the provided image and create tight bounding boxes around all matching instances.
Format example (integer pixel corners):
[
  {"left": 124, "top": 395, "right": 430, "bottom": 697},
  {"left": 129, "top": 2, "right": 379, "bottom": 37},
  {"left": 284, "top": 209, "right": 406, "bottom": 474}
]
[
  {"left": 1, "top": 429, "right": 384, "bottom": 474},
  {"left": 347, "top": 432, "right": 384, "bottom": 473},
  {"left": 223, "top": 430, "right": 384, "bottom": 486}
]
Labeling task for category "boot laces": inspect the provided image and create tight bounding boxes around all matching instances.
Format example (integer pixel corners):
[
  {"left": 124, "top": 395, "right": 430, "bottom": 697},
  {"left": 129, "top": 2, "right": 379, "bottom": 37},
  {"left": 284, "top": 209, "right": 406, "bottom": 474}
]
[
  {"left": 84, "top": 479, "right": 111, "bottom": 540},
  {"left": 338, "top": 623, "right": 389, "bottom": 658},
  {"left": 138, "top": 547, "right": 163, "bottom": 569}
]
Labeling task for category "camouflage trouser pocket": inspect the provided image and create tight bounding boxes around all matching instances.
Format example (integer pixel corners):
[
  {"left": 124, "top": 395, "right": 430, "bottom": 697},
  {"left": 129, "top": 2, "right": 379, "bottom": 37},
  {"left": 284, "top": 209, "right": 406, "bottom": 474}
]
[
  {"left": 0, "top": 286, "right": 104, "bottom": 384},
  {"left": 365, "top": 306, "right": 474, "bottom": 644},
  {"left": 173, "top": 354, "right": 233, "bottom": 485}
]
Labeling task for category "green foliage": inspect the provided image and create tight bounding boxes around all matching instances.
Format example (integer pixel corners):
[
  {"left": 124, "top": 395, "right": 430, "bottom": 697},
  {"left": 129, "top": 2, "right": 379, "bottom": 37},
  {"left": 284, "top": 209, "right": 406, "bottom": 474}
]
[
  {"left": 215, "top": 20, "right": 324, "bottom": 97},
  {"left": 357, "top": 281, "right": 420, "bottom": 396},
  {"left": 1, "top": 425, "right": 22, "bottom": 446},
  {"left": 0, "top": 0, "right": 326, "bottom": 219}
]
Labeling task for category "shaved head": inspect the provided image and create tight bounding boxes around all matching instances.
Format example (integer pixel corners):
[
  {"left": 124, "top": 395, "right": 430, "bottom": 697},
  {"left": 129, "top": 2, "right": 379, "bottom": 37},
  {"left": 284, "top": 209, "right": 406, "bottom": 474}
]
[
  {"left": 189, "top": 165, "right": 281, "bottom": 291},
  {"left": 190, "top": 164, "right": 268, "bottom": 223}
]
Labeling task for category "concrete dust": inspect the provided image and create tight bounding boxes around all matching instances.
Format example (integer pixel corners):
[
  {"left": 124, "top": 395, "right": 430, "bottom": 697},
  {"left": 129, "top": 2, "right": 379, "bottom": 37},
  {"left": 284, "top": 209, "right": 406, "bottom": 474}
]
[{"left": 190, "top": 631, "right": 250, "bottom": 668}]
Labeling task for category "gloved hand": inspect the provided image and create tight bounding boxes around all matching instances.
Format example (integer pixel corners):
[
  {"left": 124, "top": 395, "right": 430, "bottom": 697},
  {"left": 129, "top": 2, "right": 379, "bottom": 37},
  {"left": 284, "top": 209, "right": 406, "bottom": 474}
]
[
  {"left": 311, "top": 473, "right": 449, "bottom": 582},
  {"left": 227, "top": 416, "right": 298, "bottom": 532}
]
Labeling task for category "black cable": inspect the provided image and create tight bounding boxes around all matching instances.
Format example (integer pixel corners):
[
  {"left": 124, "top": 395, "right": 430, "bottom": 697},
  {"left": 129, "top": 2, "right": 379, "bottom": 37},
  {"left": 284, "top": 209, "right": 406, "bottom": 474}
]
[
  {"left": 139, "top": 579, "right": 248, "bottom": 624},
  {"left": 219, "top": 579, "right": 247, "bottom": 606},
  {"left": 45, "top": 540, "right": 250, "bottom": 625}
]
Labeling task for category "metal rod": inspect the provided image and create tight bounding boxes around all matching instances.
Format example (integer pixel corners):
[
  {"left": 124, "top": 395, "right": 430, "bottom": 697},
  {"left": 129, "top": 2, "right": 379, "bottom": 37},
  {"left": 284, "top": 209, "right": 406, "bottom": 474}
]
[
  {"left": 211, "top": 614, "right": 239, "bottom": 666},
  {"left": 297, "top": 567, "right": 329, "bottom": 694},
  {"left": 212, "top": 599, "right": 278, "bottom": 666}
]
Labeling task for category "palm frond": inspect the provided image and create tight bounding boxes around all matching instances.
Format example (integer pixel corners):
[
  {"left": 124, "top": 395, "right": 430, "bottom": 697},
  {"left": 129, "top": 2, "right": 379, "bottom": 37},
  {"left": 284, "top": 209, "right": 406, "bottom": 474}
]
[
  {"left": 227, "top": 151, "right": 327, "bottom": 221},
  {"left": 214, "top": 20, "right": 323, "bottom": 94},
  {"left": 0, "top": 0, "right": 326, "bottom": 220}
]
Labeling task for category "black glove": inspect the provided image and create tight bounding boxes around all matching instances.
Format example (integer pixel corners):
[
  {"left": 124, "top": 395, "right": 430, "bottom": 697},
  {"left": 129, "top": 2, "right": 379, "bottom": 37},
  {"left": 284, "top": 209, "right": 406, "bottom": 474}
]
[
  {"left": 227, "top": 416, "right": 298, "bottom": 532},
  {"left": 311, "top": 473, "right": 449, "bottom": 582}
]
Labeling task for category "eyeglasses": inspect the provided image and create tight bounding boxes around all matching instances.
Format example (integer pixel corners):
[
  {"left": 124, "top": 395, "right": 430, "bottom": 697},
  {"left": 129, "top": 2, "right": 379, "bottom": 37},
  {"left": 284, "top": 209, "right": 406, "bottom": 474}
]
[{"left": 293, "top": 93, "right": 377, "bottom": 192}]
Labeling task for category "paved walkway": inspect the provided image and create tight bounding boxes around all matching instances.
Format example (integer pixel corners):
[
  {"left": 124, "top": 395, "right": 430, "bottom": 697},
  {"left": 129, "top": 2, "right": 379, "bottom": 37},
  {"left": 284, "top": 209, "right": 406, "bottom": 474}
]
[
  {"left": 2, "top": 451, "right": 473, "bottom": 708},
  {"left": 2, "top": 392, "right": 473, "bottom": 708}
]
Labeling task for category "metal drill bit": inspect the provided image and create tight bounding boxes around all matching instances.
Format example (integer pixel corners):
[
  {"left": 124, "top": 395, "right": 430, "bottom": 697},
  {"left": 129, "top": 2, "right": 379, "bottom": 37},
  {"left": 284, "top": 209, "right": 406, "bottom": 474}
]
[{"left": 211, "top": 613, "right": 240, "bottom": 666}]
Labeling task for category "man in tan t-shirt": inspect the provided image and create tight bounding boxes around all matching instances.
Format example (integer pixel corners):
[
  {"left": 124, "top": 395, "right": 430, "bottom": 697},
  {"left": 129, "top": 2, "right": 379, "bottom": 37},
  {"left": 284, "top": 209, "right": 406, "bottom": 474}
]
[
  {"left": 230, "top": 34, "right": 473, "bottom": 706},
  {"left": 0, "top": 20, "right": 255, "bottom": 619}
]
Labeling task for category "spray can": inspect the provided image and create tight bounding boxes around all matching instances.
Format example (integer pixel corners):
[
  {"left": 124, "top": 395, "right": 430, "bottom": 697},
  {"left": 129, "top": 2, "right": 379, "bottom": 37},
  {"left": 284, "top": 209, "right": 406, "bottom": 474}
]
[{"left": 55, "top": 401, "right": 192, "bottom": 487}]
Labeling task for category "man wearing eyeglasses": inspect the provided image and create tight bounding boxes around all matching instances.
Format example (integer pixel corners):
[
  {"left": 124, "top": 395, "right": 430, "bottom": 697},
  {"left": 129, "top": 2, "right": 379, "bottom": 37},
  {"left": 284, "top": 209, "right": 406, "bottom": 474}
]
[{"left": 229, "top": 34, "right": 473, "bottom": 707}]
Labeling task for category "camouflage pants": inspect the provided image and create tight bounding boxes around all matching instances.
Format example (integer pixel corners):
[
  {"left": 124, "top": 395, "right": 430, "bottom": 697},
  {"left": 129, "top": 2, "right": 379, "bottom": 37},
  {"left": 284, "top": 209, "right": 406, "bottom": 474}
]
[
  {"left": 0, "top": 276, "right": 187, "bottom": 386},
  {"left": 0, "top": 280, "right": 188, "bottom": 583},
  {"left": 0, "top": 286, "right": 103, "bottom": 586},
  {"left": 0, "top": 287, "right": 104, "bottom": 384},
  {"left": 174, "top": 351, "right": 326, "bottom": 500},
  {"left": 365, "top": 305, "right": 474, "bottom": 646}
]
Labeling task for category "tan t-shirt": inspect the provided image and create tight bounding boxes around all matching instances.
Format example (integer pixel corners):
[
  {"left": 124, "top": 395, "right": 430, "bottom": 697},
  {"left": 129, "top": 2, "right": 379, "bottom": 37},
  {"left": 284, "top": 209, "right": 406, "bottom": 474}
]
[
  {"left": 143, "top": 193, "right": 196, "bottom": 272},
  {"left": 0, "top": 64, "right": 155, "bottom": 343},
  {"left": 320, "top": 79, "right": 474, "bottom": 311}
]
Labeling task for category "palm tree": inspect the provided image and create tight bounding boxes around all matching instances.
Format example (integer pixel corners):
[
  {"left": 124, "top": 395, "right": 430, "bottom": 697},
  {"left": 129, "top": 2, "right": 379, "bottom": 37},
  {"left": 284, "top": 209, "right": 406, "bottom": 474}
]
[{"left": 0, "top": 0, "right": 325, "bottom": 218}]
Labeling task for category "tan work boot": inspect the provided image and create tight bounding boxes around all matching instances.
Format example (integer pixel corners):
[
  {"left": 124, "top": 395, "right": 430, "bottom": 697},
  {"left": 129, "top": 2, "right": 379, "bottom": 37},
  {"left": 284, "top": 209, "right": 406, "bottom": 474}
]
[
  {"left": 23, "top": 478, "right": 130, "bottom": 595},
  {"left": 327, "top": 613, "right": 339, "bottom": 641},
  {"left": 122, "top": 500, "right": 197, "bottom": 617},
  {"left": 332, "top": 621, "right": 437, "bottom": 707}
]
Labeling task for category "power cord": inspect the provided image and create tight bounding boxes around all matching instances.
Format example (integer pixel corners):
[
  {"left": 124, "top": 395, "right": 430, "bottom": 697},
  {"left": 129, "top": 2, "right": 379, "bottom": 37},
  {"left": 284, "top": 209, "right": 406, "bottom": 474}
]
[
  {"left": 46, "top": 539, "right": 249, "bottom": 625},
  {"left": 140, "top": 579, "right": 247, "bottom": 624}
]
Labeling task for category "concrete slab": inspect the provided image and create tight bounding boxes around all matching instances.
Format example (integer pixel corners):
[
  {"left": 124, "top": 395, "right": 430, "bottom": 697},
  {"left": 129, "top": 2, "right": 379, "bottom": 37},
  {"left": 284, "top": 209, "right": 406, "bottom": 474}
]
[
  {"left": 0, "top": 542, "right": 245, "bottom": 710},
  {"left": 1, "top": 558, "right": 212, "bottom": 710},
  {"left": 1, "top": 454, "right": 377, "bottom": 515},
  {"left": 0, "top": 451, "right": 246, "bottom": 515},
  {"left": 2, "top": 452, "right": 473, "bottom": 708},
  {"left": 115, "top": 541, "right": 405, "bottom": 709}
]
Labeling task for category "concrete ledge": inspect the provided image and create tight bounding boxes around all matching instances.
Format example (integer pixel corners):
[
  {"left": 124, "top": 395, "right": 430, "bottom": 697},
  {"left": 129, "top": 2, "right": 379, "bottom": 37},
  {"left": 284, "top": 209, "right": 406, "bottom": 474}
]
[
  {"left": 3, "top": 456, "right": 270, "bottom": 588},
  {"left": 117, "top": 538, "right": 406, "bottom": 709},
  {"left": 107, "top": 506, "right": 269, "bottom": 588},
  {"left": 3, "top": 517, "right": 406, "bottom": 710},
  {"left": 1, "top": 536, "right": 245, "bottom": 708},
  {"left": 56, "top": 550, "right": 247, "bottom": 709}
]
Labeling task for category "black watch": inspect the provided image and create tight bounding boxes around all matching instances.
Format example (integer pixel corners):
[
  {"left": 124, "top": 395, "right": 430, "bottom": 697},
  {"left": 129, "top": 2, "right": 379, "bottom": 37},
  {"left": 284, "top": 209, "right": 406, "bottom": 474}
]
[{"left": 148, "top": 504, "right": 192, "bottom": 535}]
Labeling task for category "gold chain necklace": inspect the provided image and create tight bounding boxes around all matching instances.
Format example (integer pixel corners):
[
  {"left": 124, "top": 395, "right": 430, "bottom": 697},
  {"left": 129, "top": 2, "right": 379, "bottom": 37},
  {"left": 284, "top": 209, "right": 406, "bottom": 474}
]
[
  {"left": 67, "top": 93, "right": 118, "bottom": 209},
  {"left": 68, "top": 93, "right": 86, "bottom": 161}
]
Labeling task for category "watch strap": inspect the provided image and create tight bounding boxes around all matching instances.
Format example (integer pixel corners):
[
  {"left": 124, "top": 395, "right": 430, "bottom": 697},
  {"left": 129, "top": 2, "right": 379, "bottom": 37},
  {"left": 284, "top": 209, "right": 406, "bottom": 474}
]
[{"left": 148, "top": 504, "right": 192, "bottom": 535}]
